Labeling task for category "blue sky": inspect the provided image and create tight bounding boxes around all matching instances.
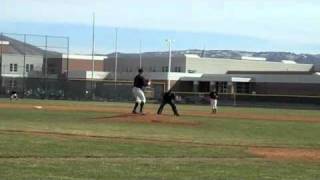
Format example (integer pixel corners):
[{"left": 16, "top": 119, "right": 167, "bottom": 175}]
[{"left": 1, "top": 0, "right": 320, "bottom": 54}]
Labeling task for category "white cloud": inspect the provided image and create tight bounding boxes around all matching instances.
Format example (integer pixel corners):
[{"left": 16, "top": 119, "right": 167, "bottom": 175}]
[{"left": 2, "top": 0, "right": 320, "bottom": 44}]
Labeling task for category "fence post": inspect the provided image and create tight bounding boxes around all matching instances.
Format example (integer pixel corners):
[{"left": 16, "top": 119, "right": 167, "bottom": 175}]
[
  {"left": 65, "top": 37, "right": 70, "bottom": 100},
  {"left": 66, "top": 37, "right": 70, "bottom": 79},
  {"left": 44, "top": 35, "right": 48, "bottom": 99},
  {"left": 22, "top": 34, "right": 26, "bottom": 98},
  {"left": 231, "top": 83, "right": 237, "bottom": 106},
  {"left": 0, "top": 32, "right": 2, "bottom": 95}
]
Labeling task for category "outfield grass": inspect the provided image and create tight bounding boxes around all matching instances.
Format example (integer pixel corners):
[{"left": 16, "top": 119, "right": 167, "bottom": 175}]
[{"left": 0, "top": 99, "right": 319, "bottom": 180}]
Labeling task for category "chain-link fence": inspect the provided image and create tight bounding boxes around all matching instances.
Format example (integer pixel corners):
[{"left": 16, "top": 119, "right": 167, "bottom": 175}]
[
  {"left": 0, "top": 32, "right": 168, "bottom": 102},
  {"left": 64, "top": 80, "right": 166, "bottom": 102},
  {"left": 174, "top": 92, "right": 320, "bottom": 108},
  {"left": 0, "top": 76, "right": 166, "bottom": 102},
  {"left": 0, "top": 32, "right": 69, "bottom": 98},
  {"left": 7, "top": 79, "right": 164, "bottom": 102}
]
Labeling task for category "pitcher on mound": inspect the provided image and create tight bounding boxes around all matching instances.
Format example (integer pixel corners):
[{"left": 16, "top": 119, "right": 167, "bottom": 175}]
[{"left": 132, "top": 68, "right": 148, "bottom": 115}]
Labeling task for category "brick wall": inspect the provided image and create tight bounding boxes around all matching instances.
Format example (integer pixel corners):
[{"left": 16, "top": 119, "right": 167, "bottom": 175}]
[{"left": 61, "top": 58, "right": 104, "bottom": 73}]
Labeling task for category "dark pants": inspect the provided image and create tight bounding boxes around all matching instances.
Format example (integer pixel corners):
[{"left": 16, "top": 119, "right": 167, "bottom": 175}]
[{"left": 157, "top": 100, "right": 179, "bottom": 116}]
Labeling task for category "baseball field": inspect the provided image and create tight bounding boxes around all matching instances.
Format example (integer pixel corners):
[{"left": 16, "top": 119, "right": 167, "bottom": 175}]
[{"left": 0, "top": 99, "right": 319, "bottom": 180}]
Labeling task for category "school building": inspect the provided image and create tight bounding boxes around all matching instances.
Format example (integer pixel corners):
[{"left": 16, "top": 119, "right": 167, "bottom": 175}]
[{"left": 105, "top": 54, "right": 320, "bottom": 96}]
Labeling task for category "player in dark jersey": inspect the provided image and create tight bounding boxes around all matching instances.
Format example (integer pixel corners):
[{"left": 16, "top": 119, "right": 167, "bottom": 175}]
[
  {"left": 157, "top": 90, "right": 180, "bottom": 116},
  {"left": 132, "top": 68, "right": 148, "bottom": 114},
  {"left": 209, "top": 91, "right": 218, "bottom": 114}
]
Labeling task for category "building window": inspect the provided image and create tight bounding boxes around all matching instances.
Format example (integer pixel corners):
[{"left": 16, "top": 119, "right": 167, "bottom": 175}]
[
  {"left": 14, "top": 64, "right": 18, "bottom": 72},
  {"left": 174, "top": 66, "right": 182, "bottom": 72},
  {"left": 48, "top": 63, "right": 56, "bottom": 74},
  {"left": 148, "top": 66, "right": 157, "bottom": 72},
  {"left": 162, "top": 66, "right": 168, "bottom": 72},
  {"left": 10, "top": 64, "right": 18, "bottom": 72},
  {"left": 236, "top": 83, "right": 251, "bottom": 94},
  {"left": 124, "top": 67, "right": 134, "bottom": 72},
  {"left": 216, "top": 82, "right": 228, "bottom": 93},
  {"left": 26, "top": 64, "right": 34, "bottom": 72},
  {"left": 9, "top": 79, "right": 17, "bottom": 89},
  {"left": 49, "top": 69, "right": 56, "bottom": 74},
  {"left": 152, "top": 67, "right": 157, "bottom": 72},
  {"left": 30, "top": 64, "right": 34, "bottom": 72},
  {"left": 188, "top": 69, "right": 196, "bottom": 73}
]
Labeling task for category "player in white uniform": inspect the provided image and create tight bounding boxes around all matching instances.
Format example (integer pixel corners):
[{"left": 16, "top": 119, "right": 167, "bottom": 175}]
[
  {"left": 10, "top": 90, "right": 18, "bottom": 101},
  {"left": 132, "top": 68, "right": 148, "bottom": 114}
]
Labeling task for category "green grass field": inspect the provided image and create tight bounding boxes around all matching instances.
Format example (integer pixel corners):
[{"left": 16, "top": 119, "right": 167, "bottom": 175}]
[{"left": 0, "top": 99, "right": 319, "bottom": 180}]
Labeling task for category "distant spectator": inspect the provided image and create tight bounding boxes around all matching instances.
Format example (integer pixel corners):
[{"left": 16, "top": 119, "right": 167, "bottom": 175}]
[
  {"left": 209, "top": 91, "right": 218, "bottom": 114},
  {"left": 10, "top": 90, "right": 18, "bottom": 101}
]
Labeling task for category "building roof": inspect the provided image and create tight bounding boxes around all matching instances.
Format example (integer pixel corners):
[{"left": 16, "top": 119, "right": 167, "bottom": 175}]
[
  {"left": 107, "top": 53, "right": 186, "bottom": 59},
  {"left": 281, "top": 60, "right": 297, "bottom": 64},
  {"left": 107, "top": 53, "right": 314, "bottom": 73},
  {"left": 185, "top": 54, "right": 201, "bottom": 58},
  {"left": 0, "top": 35, "right": 61, "bottom": 57},
  {"left": 226, "top": 71, "right": 313, "bottom": 75},
  {"left": 63, "top": 54, "right": 107, "bottom": 61},
  {"left": 180, "top": 74, "right": 320, "bottom": 84},
  {"left": 186, "top": 56, "right": 314, "bottom": 74},
  {"left": 241, "top": 56, "right": 266, "bottom": 61}
]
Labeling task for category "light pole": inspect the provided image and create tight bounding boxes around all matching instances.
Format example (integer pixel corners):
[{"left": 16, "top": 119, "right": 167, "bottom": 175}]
[
  {"left": 165, "top": 39, "right": 174, "bottom": 91},
  {"left": 91, "top": 13, "right": 95, "bottom": 98},
  {"left": 139, "top": 40, "right": 142, "bottom": 68},
  {"left": 114, "top": 28, "right": 118, "bottom": 87}
]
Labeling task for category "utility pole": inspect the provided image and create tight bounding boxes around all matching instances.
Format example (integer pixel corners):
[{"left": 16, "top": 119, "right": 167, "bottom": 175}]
[
  {"left": 22, "top": 34, "right": 26, "bottom": 98},
  {"left": 165, "top": 39, "right": 174, "bottom": 91},
  {"left": 91, "top": 13, "right": 95, "bottom": 99},
  {"left": 139, "top": 40, "right": 142, "bottom": 68},
  {"left": 114, "top": 28, "right": 118, "bottom": 87}
]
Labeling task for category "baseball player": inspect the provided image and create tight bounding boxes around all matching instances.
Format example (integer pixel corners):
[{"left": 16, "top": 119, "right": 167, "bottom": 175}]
[
  {"left": 157, "top": 90, "right": 180, "bottom": 116},
  {"left": 10, "top": 90, "right": 18, "bottom": 101},
  {"left": 132, "top": 68, "right": 148, "bottom": 115},
  {"left": 209, "top": 91, "right": 218, "bottom": 114}
]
